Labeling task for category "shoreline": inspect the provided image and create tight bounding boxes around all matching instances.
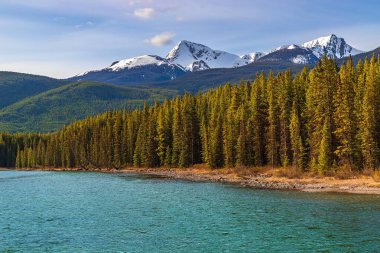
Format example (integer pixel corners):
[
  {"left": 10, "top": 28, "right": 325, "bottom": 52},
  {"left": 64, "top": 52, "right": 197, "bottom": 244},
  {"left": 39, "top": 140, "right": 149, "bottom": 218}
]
[{"left": 8, "top": 166, "right": 380, "bottom": 195}]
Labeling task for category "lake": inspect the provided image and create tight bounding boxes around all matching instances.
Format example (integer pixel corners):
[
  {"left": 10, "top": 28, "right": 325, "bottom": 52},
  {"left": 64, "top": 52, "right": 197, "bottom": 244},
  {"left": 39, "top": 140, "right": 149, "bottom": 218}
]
[{"left": 0, "top": 170, "right": 379, "bottom": 252}]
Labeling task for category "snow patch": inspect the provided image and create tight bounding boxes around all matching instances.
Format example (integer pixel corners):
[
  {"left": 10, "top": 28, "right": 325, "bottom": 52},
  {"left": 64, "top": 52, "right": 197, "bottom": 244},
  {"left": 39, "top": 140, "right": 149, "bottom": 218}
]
[
  {"left": 291, "top": 55, "right": 309, "bottom": 64},
  {"left": 239, "top": 52, "right": 266, "bottom": 65},
  {"left": 107, "top": 55, "right": 167, "bottom": 71}
]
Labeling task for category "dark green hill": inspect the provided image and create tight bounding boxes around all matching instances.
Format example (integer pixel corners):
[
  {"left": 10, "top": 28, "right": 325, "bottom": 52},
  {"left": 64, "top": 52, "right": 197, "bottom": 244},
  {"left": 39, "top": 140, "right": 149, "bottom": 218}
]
[
  {"left": 0, "top": 81, "right": 178, "bottom": 132},
  {"left": 0, "top": 71, "right": 66, "bottom": 108}
]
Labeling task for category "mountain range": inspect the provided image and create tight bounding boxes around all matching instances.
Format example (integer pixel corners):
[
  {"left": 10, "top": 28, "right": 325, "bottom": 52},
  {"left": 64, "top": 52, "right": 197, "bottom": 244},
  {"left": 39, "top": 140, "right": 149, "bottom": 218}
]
[
  {"left": 0, "top": 34, "right": 376, "bottom": 132},
  {"left": 72, "top": 34, "right": 363, "bottom": 85}
]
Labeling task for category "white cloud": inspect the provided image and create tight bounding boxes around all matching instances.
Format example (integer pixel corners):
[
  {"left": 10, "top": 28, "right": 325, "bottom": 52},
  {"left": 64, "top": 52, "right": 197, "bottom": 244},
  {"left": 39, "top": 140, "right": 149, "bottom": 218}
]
[
  {"left": 144, "top": 32, "right": 175, "bottom": 46},
  {"left": 133, "top": 8, "right": 155, "bottom": 19}
]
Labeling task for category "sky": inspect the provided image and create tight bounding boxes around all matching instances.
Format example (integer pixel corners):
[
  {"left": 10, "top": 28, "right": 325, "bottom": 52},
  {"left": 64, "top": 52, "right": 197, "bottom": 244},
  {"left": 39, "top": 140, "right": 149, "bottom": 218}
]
[{"left": 0, "top": 0, "right": 380, "bottom": 78}]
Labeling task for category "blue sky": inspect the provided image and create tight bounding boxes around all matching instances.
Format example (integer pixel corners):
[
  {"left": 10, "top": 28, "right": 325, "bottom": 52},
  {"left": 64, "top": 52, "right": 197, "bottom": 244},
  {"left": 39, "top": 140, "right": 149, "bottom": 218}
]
[{"left": 0, "top": 0, "right": 379, "bottom": 78}]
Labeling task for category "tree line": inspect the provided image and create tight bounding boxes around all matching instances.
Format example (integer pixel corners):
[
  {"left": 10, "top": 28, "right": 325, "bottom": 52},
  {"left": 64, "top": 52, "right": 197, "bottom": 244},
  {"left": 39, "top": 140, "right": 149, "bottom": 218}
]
[{"left": 0, "top": 55, "right": 379, "bottom": 174}]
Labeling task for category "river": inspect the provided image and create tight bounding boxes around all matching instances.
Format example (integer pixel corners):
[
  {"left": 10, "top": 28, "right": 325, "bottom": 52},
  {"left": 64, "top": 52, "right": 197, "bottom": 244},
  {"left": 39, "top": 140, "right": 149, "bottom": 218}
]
[{"left": 1, "top": 170, "right": 379, "bottom": 252}]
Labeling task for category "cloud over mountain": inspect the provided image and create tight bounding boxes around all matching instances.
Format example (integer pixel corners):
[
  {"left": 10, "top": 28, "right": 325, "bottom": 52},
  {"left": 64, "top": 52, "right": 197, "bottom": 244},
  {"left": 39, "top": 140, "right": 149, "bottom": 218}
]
[{"left": 145, "top": 32, "right": 175, "bottom": 46}]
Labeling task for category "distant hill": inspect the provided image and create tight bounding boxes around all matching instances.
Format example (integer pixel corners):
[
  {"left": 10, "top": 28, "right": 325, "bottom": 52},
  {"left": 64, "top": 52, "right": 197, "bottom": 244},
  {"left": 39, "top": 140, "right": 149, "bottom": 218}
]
[
  {"left": 0, "top": 81, "right": 178, "bottom": 132},
  {"left": 0, "top": 71, "right": 66, "bottom": 108}
]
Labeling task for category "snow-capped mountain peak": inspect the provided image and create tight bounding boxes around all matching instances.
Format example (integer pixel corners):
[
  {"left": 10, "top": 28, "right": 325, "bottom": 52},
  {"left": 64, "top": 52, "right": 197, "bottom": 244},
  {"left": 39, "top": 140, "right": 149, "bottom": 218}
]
[
  {"left": 302, "top": 34, "right": 363, "bottom": 59},
  {"left": 166, "top": 40, "right": 246, "bottom": 71},
  {"left": 107, "top": 55, "right": 169, "bottom": 71},
  {"left": 302, "top": 34, "right": 338, "bottom": 48},
  {"left": 263, "top": 34, "right": 364, "bottom": 65}
]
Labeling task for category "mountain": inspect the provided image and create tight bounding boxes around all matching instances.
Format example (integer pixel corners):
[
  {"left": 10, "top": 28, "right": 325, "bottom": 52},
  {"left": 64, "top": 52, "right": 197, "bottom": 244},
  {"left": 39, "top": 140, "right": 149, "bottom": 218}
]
[
  {"left": 0, "top": 71, "right": 66, "bottom": 109},
  {"left": 258, "top": 45, "right": 319, "bottom": 64},
  {"left": 0, "top": 81, "right": 178, "bottom": 132},
  {"left": 261, "top": 34, "right": 363, "bottom": 65},
  {"left": 302, "top": 34, "right": 363, "bottom": 59},
  {"left": 71, "top": 55, "right": 186, "bottom": 85},
  {"left": 69, "top": 35, "right": 363, "bottom": 85},
  {"left": 71, "top": 40, "right": 267, "bottom": 84},
  {"left": 165, "top": 40, "right": 264, "bottom": 70}
]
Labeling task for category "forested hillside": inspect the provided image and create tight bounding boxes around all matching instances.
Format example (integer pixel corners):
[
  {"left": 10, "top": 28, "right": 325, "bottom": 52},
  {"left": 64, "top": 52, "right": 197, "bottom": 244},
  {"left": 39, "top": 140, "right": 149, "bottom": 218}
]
[
  {"left": 0, "top": 81, "right": 178, "bottom": 132},
  {"left": 0, "top": 71, "right": 66, "bottom": 109},
  {"left": 1, "top": 55, "right": 379, "bottom": 173}
]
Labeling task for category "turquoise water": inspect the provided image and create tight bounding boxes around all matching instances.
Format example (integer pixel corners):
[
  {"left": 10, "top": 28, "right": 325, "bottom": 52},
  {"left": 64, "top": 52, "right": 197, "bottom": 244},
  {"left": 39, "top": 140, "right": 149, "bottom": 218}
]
[{"left": 0, "top": 171, "right": 379, "bottom": 252}]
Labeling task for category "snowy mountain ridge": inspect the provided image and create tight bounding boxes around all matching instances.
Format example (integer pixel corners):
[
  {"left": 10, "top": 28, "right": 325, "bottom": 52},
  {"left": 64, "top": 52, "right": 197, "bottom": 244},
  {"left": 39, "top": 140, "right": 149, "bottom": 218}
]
[
  {"left": 74, "top": 34, "right": 364, "bottom": 78},
  {"left": 108, "top": 55, "right": 169, "bottom": 71},
  {"left": 165, "top": 40, "right": 264, "bottom": 71},
  {"left": 263, "top": 34, "right": 363, "bottom": 65}
]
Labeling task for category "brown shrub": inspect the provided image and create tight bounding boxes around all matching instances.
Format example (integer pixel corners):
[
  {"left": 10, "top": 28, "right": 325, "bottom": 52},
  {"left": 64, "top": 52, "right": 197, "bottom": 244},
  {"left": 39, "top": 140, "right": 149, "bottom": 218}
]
[
  {"left": 372, "top": 170, "right": 380, "bottom": 182},
  {"left": 334, "top": 165, "right": 358, "bottom": 179},
  {"left": 274, "top": 166, "right": 302, "bottom": 179}
]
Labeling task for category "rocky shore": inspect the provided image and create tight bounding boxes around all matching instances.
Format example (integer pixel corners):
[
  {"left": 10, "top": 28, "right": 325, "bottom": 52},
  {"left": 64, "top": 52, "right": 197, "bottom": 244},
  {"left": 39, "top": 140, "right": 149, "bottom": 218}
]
[
  {"left": 10, "top": 167, "right": 380, "bottom": 195},
  {"left": 119, "top": 168, "right": 380, "bottom": 195}
]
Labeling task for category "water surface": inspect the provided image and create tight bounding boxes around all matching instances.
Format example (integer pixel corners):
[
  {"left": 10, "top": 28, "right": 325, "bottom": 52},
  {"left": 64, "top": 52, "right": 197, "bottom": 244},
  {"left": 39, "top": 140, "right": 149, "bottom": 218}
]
[{"left": 1, "top": 170, "right": 379, "bottom": 252}]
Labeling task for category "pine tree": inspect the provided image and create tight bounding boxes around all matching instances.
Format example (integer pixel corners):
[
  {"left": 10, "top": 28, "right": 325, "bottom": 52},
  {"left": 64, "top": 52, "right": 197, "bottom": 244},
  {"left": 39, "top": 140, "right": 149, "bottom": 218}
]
[
  {"left": 250, "top": 76, "right": 267, "bottom": 166},
  {"left": 318, "top": 117, "right": 333, "bottom": 174},
  {"left": 360, "top": 55, "right": 380, "bottom": 169},
  {"left": 290, "top": 101, "right": 305, "bottom": 172},
  {"left": 156, "top": 107, "right": 169, "bottom": 166},
  {"left": 333, "top": 58, "right": 358, "bottom": 169},
  {"left": 236, "top": 103, "right": 250, "bottom": 166},
  {"left": 223, "top": 86, "right": 239, "bottom": 167},
  {"left": 278, "top": 71, "right": 292, "bottom": 166},
  {"left": 266, "top": 70, "right": 280, "bottom": 167},
  {"left": 307, "top": 57, "right": 337, "bottom": 173},
  {"left": 171, "top": 98, "right": 182, "bottom": 167},
  {"left": 113, "top": 112, "right": 123, "bottom": 168}
]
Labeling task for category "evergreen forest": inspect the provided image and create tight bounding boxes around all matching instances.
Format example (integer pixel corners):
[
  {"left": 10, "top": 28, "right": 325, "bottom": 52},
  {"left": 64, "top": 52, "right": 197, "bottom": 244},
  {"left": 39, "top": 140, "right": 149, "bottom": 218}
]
[{"left": 1, "top": 55, "right": 380, "bottom": 174}]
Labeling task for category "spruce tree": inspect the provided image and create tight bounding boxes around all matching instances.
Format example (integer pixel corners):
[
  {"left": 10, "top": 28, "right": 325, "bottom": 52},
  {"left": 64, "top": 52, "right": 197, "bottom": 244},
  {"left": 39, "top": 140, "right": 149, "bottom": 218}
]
[
  {"left": 266, "top": 70, "right": 280, "bottom": 167},
  {"left": 360, "top": 55, "right": 380, "bottom": 169},
  {"left": 333, "top": 59, "right": 358, "bottom": 169},
  {"left": 290, "top": 101, "right": 305, "bottom": 172}
]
